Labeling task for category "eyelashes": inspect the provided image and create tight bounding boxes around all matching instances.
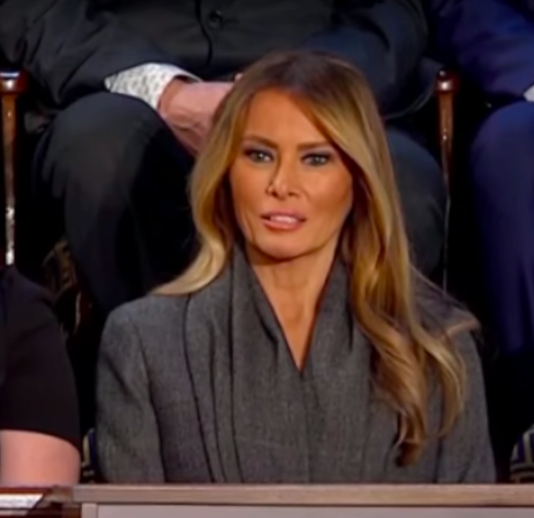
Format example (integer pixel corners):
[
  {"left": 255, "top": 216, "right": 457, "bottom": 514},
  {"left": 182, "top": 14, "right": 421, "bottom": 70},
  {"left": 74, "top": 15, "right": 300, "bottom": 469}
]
[
  {"left": 302, "top": 153, "right": 332, "bottom": 166},
  {"left": 243, "top": 148, "right": 273, "bottom": 163},
  {"left": 241, "top": 147, "right": 334, "bottom": 166}
]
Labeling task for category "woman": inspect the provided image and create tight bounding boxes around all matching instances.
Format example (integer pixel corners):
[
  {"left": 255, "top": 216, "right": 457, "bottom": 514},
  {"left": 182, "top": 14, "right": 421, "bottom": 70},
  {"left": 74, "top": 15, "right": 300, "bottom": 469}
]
[
  {"left": 96, "top": 50, "right": 495, "bottom": 483},
  {"left": 0, "top": 266, "right": 80, "bottom": 484}
]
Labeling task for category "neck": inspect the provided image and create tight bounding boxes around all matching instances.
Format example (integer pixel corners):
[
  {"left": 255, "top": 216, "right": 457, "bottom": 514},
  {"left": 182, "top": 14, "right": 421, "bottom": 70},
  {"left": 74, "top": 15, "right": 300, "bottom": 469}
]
[{"left": 246, "top": 245, "right": 337, "bottom": 318}]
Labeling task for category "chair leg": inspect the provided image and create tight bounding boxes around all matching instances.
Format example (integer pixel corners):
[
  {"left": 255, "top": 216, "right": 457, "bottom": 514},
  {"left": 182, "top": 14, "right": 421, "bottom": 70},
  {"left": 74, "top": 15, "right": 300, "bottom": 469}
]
[
  {"left": 438, "top": 90, "right": 455, "bottom": 191},
  {"left": 435, "top": 70, "right": 457, "bottom": 290},
  {"left": 1, "top": 93, "right": 17, "bottom": 267}
]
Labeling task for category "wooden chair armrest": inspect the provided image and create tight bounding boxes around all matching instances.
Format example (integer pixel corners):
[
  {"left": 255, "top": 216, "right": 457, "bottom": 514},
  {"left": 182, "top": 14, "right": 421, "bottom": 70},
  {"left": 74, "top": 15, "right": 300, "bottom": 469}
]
[
  {"left": 1, "top": 70, "right": 29, "bottom": 266},
  {"left": 434, "top": 69, "right": 460, "bottom": 190},
  {"left": 0, "top": 70, "right": 29, "bottom": 96},
  {"left": 435, "top": 69, "right": 460, "bottom": 95}
]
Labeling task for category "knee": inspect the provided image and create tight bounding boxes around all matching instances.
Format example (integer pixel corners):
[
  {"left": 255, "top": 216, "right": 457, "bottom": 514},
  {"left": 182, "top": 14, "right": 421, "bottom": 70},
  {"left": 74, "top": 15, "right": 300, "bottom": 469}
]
[
  {"left": 386, "top": 129, "right": 445, "bottom": 275},
  {"left": 387, "top": 129, "right": 446, "bottom": 215},
  {"left": 470, "top": 102, "right": 534, "bottom": 196},
  {"left": 388, "top": 130, "right": 447, "bottom": 228},
  {"left": 38, "top": 93, "right": 166, "bottom": 197}
]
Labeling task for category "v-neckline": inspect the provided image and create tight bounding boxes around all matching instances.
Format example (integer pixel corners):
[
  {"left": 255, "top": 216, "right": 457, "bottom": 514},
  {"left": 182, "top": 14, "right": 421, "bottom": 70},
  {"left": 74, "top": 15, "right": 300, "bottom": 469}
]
[
  {"left": 184, "top": 246, "right": 376, "bottom": 484},
  {"left": 269, "top": 306, "right": 317, "bottom": 375},
  {"left": 246, "top": 261, "right": 343, "bottom": 378}
]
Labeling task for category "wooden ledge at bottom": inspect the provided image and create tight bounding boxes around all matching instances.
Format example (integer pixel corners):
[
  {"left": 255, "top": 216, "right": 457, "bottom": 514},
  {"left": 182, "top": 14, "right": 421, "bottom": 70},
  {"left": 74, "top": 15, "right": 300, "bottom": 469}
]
[{"left": 40, "top": 485, "right": 534, "bottom": 508}]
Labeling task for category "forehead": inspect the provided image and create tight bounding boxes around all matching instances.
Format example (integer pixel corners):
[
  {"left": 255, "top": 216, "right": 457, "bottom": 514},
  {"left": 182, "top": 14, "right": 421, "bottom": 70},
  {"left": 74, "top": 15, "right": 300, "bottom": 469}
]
[{"left": 243, "top": 89, "right": 325, "bottom": 142}]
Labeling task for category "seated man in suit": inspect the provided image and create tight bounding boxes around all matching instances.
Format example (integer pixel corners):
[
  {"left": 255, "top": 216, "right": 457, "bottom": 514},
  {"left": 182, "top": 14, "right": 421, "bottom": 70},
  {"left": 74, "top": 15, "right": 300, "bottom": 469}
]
[
  {"left": 0, "top": 0, "right": 444, "bottom": 316},
  {"left": 428, "top": 0, "right": 534, "bottom": 468}
]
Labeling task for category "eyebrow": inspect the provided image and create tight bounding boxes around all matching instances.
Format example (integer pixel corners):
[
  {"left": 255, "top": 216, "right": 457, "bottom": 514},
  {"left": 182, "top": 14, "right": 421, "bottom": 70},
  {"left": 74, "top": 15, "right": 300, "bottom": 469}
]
[{"left": 241, "top": 134, "right": 332, "bottom": 151}]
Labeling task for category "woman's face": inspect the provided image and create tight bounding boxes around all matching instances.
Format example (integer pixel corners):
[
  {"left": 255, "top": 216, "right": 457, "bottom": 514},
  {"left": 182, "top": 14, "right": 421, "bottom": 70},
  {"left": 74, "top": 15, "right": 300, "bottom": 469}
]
[{"left": 229, "top": 89, "right": 354, "bottom": 262}]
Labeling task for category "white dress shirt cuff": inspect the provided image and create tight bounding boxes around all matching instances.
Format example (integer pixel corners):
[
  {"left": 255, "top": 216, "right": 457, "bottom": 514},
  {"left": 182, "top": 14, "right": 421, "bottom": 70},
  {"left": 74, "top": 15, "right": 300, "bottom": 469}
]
[
  {"left": 104, "top": 63, "right": 199, "bottom": 109},
  {"left": 525, "top": 84, "right": 534, "bottom": 102}
]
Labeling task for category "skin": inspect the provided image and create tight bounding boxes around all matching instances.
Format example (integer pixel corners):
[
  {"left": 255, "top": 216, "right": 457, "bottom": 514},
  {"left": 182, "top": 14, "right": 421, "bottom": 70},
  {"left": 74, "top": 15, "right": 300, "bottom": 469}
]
[
  {"left": 0, "top": 431, "right": 80, "bottom": 485},
  {"left": 158, "top": 79, "right": 233, "bottom": 155},
  {"left": 229, "top": 89, "right": 354, "bottom": 369}
]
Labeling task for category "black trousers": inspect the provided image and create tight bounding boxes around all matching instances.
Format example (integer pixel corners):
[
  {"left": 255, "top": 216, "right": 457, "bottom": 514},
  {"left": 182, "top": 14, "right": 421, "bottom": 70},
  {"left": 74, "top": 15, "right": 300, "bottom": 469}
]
[{"left": 33, "top": 92, "right": 446, "bottom": 316}]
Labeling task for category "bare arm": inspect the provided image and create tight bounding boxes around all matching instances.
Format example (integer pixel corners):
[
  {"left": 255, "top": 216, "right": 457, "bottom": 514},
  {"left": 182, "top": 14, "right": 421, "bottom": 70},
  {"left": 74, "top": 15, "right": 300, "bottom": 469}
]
[
  {"left": 0, "top": 431, "right": 79, "bottom": 485},
  {"left": 0, "top": 269, "right": 81, "bottom": 484}
]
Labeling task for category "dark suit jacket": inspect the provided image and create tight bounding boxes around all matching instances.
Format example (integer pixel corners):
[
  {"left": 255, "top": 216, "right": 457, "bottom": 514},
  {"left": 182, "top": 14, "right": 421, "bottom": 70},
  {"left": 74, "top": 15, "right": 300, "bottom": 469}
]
[
  {"left": 0, "top": 0, "right": 429, "bottom": 116},
  {"left": 428, "top": 0, "right": 534, "bottom": 101}
]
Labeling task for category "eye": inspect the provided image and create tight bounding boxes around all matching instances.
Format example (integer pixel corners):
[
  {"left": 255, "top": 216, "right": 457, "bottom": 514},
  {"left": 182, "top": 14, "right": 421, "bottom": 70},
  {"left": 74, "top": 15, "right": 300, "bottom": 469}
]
[
  {"left": 243, "top": 148, "right": 274, "bottom": 163},
  {"left": 302, "top": 152, "right": 332, "bottom": 166}
]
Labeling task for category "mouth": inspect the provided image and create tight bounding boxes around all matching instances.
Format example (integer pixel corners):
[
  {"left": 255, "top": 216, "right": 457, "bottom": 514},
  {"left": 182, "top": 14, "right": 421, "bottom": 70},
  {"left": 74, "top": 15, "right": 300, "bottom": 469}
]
[{"left": 260, "top": 212, "right": 306, "bottom": 230}]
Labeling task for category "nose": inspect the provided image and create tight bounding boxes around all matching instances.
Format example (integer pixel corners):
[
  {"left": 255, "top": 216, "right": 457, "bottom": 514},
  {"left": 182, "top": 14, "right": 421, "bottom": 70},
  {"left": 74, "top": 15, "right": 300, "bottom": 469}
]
[{"left": 267, "top": 157, "right": 299, "bottom": 199}]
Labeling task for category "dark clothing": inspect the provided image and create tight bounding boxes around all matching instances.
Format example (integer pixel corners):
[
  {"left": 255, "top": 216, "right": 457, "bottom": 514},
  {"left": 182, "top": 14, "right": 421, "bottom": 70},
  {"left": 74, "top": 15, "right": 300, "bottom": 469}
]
[
  {"left": 428, "top": 0, "right": 534, "bottom": 102},
  {"left": 468, "top": 102, "right": 534, "bottom": 464},
  {"left": 97, "top": 247, "right": 494, "bottom": 483},
  {"left": 34, "top": 94, "right": 196, "bottom": 312},
  {"left": 0, "top": 0, "right": 429, "bottom": 116},
  {"left": 0, "top": 0, "right": 444, "bottom": 314},
  {"left": 428, "top": 0, "right": 534, "bottom": 463},
  {"left": 34, "top": 93, "right": 444, "bottom": 314},
  {"left": 0, "top": 267, "right": 80, "bottom": 448}
]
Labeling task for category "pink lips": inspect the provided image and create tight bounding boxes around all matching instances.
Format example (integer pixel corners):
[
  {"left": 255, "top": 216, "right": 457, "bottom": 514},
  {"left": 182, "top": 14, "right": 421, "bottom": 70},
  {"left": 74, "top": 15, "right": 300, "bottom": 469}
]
[{"left": 260, "top": 211, "right": 306, "bottom": 230}]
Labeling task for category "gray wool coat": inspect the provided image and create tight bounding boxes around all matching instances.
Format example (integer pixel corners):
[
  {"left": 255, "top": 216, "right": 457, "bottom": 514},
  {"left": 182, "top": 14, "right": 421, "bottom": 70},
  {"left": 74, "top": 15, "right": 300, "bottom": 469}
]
[{"left": 96, "top": 249, "right": 495, "bottom": 483}]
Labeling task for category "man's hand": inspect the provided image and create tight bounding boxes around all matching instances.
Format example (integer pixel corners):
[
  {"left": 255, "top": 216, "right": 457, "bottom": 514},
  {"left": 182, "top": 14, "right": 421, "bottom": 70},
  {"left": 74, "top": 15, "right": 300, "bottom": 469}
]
[{"left": 158, "top": 79, "right": 233, "bottom": 155}]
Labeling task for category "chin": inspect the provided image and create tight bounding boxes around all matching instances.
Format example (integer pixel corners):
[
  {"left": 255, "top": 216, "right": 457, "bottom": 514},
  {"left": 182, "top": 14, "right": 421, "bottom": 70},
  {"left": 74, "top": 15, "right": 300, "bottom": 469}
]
[{"left": 252, "top": 240, "right": 310, "bottom": 262}]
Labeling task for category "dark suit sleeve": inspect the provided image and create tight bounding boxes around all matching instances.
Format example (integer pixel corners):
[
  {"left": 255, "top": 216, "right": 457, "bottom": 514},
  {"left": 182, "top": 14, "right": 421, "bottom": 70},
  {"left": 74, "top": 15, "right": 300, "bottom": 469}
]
[
  {"left": 0, "top": 0, "right": 171, "bottom": 107},
  {"left": 428, "top": 0, "right": 534, "bottom": 100},
  {"left": 302, "top": 0, "right": 427, "bottom": 112}
]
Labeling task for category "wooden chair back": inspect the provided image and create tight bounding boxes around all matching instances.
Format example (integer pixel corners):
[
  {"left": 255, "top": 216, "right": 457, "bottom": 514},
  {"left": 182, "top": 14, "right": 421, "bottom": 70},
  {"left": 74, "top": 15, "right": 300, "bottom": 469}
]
[{"left": 0, "top": 70, "right": 28, "bottom": 267}]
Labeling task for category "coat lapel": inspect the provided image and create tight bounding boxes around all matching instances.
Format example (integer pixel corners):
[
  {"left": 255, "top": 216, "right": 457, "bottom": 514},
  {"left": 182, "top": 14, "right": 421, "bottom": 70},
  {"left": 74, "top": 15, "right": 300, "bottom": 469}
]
[
  {"left": 230, "top": 248, "right": 310, "bottom": 482},
  {"left": 183, "top": 248, "right": 402, "bottom": 482},
  {"left": 184, "top": 267, "right": 242, "bottom": 482},
  {"left": 302, "top": 261, "right": 372, "bottom": 481}
]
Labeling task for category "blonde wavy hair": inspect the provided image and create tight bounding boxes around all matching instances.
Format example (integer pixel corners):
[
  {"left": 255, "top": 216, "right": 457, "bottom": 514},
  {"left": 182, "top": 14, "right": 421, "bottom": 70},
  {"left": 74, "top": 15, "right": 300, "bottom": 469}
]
[{"left": 159, "top": 50, "right": 476, "bottom": 465}]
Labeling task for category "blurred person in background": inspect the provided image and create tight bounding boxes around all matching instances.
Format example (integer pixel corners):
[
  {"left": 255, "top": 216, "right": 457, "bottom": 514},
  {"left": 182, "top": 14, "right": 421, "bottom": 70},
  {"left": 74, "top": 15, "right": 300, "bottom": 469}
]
[
  {"left": 428, "top": 0, "right": 534, "bottom": 472},
  {"left": 0, "top": 266, "right": 79, "bottom": 485},
  {"left": 0, "top": 0, "right": 445, "bottom": 316}
]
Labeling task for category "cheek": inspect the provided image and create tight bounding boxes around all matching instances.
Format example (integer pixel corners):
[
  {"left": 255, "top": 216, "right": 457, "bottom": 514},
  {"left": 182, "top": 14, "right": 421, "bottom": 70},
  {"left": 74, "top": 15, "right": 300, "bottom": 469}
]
[
  {"left": 229, "top": 167, "right": 264, "bottom": 226},
  {"left": 312, "top": 175, "right": 353, "bottom": 224}
]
